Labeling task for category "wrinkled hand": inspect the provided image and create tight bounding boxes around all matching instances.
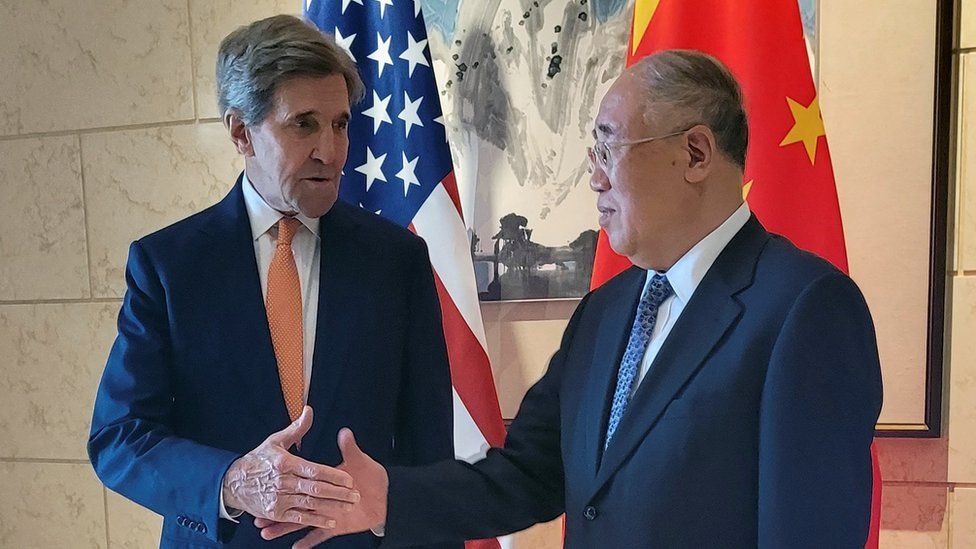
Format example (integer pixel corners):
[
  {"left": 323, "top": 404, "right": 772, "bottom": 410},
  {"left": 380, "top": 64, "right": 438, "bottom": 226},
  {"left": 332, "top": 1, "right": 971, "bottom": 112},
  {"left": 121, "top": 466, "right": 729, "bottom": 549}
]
[
  {"left": 222, "top": 406, "right": 360, "bottom": 530},
  {"left": 254, "top": 428, "right": 389, "bottom": 548}
]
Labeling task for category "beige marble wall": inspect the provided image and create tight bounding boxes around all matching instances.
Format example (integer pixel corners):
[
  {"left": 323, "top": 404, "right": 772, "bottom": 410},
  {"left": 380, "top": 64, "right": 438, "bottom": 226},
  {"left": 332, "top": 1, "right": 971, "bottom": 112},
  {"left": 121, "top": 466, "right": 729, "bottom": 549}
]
[
  {"left": 0, "top": 0, "right": 193, "bottom": 136},
  {"left": 0, "top": 1, "right": 973, "bottom": 549},
  {"left": 0, "top": 1, "right": 311, "bottom": 547}
]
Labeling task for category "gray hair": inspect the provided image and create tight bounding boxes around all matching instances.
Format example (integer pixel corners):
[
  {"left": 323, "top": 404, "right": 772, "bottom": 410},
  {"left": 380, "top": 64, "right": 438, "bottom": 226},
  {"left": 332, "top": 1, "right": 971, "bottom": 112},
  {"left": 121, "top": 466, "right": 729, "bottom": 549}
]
[
  {"left": 632, "top": 50, "right": 748, "bottom": 168},
  {"left": 216, "top": 14, "right": 365, "bottom": 125}
]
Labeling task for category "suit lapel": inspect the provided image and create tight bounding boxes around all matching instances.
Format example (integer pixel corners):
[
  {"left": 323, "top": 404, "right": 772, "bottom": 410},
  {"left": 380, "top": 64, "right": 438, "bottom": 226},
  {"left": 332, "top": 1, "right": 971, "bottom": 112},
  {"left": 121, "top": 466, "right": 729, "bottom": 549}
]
[
  {"left": 589, "top": 216, "right": 769, "bottom": 498},
  {"left": 300, "top": 203, "right": 364, "bottom": 454},
  {"left": 578, "top": 267, "right": 646, "bottom": 484},
  {"left": 199, "top": 175, "right": 291, "bottom": 435}
]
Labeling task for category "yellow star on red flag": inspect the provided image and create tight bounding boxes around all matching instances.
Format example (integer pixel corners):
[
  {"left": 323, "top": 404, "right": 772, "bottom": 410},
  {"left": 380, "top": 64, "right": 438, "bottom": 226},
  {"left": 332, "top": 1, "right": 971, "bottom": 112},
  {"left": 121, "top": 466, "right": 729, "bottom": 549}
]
[
  {"left": 631, "top": 0, "right": 662, "bottom": 55},
  {"left": 742, "top": 179, "right": 754, "bottom": 201},
  {"left": 779, "top": 96, "right": 825, "bottom": 165}
]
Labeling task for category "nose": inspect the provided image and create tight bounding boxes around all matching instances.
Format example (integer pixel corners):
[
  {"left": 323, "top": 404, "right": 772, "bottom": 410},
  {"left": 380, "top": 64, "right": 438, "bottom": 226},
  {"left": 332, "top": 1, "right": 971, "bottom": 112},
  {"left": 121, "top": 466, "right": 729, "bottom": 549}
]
[
  {"left": 311, "top": 130, "right": 337, "bottom": 164},
  {"left": 589, "top": 163, "right": 610, "bottom": 193}
]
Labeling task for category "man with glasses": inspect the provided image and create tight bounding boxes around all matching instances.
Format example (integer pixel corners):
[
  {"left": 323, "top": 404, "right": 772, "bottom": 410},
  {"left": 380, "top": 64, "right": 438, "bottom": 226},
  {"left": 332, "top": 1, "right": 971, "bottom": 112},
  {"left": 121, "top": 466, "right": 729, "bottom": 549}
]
[{"left": 258, "top": 49, "right": 883, "bottom": 549}]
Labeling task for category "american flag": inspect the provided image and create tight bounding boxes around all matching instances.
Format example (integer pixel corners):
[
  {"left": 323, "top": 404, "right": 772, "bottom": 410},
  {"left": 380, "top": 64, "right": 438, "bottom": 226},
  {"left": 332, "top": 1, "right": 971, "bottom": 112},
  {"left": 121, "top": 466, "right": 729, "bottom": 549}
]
[{"left": 303, "top": 1, "right": 508, "bottom": 547}]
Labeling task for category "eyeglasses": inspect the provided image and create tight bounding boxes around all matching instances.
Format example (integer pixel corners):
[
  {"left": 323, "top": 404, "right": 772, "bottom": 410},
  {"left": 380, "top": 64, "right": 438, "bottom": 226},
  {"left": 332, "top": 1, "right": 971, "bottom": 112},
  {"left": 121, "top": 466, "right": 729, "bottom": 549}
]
[{"left": 586, "top": 128, "right": 691, "bottom": 174}]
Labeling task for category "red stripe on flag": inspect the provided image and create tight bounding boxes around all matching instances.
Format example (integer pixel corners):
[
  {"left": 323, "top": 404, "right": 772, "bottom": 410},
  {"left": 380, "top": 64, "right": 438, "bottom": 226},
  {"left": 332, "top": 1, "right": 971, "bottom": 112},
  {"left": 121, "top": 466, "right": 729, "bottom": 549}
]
[
  {"left": 431, "top": 271, "right": 507, "bottom": 448},
  {"left": 441, "top": 171, "right": 465, "bottom": 222},
  {"left": 466, "top": 539, "right": 501, "bottom": 549}
]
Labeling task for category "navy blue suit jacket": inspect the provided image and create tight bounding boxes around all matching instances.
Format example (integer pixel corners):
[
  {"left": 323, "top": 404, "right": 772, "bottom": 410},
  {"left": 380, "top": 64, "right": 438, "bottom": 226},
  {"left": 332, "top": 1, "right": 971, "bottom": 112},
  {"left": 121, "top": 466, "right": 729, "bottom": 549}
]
[
  {"left": 383, "top": 216, "right": 883, "bottom": 548},
  {"left": 88, "top": 177, "right": 457, "bottom": 548}
]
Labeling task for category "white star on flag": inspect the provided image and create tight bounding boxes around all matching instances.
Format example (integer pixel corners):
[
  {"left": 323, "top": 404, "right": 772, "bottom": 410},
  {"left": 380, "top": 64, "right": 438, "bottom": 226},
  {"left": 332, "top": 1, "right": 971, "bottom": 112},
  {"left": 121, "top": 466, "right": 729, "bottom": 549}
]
[
  {"left": 399, "top": 31, "right": 430, "bottom": 77},
  {"left": 334, "top": 28, "right": 357, "bottom": 61},
  {"left": 398, "top": 92, "right": 424, "bottom": 138},
  {"left": 355, "top": 147, "right": 387, "bottom": 191},
  {"left": 433, "top": 114, "right": 448, "bottom": 141},
  {"left": 373, "top": 0, "right": 394, "bottom": 19},
  {"left": 362, "top": 91, "right": 392, "bottom": 134},
  {"left": 367, "top": 32, "right": 394, "bottom": 77},
  {"left": 396, "top": 152, "right": 420, "bottom": 196},
  {"left": 414, "top": 0, "right": 421, "bottom": 17},
  {"left": 341, "top": 0, "right": 363, "bottom": 14},
  {"left": 358, "top": 203, "right": 383, "bottom": 215}
]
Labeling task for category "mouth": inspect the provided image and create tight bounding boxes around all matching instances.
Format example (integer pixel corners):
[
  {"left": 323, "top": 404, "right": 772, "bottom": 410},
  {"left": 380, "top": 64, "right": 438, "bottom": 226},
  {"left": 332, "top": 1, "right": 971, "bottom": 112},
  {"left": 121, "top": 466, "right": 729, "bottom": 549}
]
[
  {"left": 302, "top": 176, "right": 337, "bottom": 185},
  {"left": 597, "top": 205, "right": 615, "bottom": 226}
]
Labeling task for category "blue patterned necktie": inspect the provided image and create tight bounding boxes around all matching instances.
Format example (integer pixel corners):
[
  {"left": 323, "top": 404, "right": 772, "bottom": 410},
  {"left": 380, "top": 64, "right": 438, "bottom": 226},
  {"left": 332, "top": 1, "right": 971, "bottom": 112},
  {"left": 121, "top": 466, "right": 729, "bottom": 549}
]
[{"left": 604, "top": 273, "right": 674, "bottom": 450}]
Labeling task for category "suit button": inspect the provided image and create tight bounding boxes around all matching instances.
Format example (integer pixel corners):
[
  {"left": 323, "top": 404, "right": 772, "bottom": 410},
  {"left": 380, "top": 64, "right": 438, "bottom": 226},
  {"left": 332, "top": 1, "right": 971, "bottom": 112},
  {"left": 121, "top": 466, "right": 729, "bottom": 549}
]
[
  {"left": 197, "top": 523, "right": 208, "bottom": 534},
  {"left": 583, "top": 506, "right": 598, "bottom": 520},
  {"left": 177, "top": 516, "right": 186, "bottom": 527}
]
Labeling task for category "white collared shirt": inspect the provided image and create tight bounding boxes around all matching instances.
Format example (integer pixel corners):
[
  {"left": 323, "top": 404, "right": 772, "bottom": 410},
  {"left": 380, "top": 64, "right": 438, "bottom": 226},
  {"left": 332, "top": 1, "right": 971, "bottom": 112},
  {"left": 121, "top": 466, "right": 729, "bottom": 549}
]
[
  {"left": 241, "top": 172, "right": 321, "bottom": 404},
  {"left": 633, "top": 202, "right": 752, "bottom": 392}
]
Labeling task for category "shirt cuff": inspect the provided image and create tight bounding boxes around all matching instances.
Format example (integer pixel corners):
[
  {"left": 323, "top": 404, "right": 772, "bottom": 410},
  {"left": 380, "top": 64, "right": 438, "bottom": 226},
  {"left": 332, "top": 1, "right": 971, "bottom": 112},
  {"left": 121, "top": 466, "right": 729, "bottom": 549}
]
[
  {"left": 371, "top": 523, "right": 385, "bottom": 537},
  {"left": 219, "top": 490, "right": 244, "bottom": 522}
]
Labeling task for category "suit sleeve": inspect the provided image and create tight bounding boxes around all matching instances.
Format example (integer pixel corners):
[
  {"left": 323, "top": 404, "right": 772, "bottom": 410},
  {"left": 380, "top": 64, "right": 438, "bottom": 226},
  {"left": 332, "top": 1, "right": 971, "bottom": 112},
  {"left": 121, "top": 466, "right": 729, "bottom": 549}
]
[
  {"left": 758, "top": 272, "right": 883, "bottom": 548},
  {"left": 381, "top": 293, "right": 592, "bottom": 548},
  {"left": 388, "top": 238, "right": 460, "bottom": 549},
  {"left": 87, "top": 241, "right": 241, "bottom": 543},
  {"left": 391, "top": 238, "right": 454, "bottom": 468}
]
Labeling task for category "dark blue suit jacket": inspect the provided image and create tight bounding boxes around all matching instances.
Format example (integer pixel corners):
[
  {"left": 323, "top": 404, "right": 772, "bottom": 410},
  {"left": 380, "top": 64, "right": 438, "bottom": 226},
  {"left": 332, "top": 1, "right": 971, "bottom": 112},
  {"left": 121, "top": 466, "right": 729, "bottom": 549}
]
[
  {"left": 383, "top": 216, "right": 883, "bottom": 548},
  {"left": 88, "top": 177, "right": 457, "bottom": 548}
]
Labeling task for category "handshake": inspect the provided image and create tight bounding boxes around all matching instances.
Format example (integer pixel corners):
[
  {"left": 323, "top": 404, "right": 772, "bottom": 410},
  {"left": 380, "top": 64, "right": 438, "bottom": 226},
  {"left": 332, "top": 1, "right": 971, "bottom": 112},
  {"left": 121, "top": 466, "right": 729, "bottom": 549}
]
[{"left": 222, "top": 406, "right": 389, "bottom": 548}]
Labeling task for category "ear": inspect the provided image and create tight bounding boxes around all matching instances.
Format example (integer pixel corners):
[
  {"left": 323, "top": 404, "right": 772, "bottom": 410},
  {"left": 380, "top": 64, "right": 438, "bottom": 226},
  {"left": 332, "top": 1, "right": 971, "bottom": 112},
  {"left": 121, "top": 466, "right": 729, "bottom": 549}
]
[
  {"left": 683, "top": 125, "right": 716, "bottom": 184},
  {"left": 225, "top": 110, "right": 254, "bottom": 157}
]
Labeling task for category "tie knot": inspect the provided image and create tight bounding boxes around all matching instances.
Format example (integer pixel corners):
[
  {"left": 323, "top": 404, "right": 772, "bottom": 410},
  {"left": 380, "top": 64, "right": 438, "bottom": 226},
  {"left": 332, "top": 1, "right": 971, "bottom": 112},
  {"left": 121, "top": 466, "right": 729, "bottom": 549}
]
[
  {"left": 645, "top": 274, "right": 673, "bottom": 308},
  {"left": 276, "top": 217, "right": 300, "bottom": 247}
]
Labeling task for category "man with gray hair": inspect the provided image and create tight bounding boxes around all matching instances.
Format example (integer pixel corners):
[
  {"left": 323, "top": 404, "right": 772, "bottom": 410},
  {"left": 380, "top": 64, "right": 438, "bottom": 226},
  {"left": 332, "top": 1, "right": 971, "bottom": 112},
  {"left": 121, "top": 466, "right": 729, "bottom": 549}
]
[
  {"left": 259, "top": 49, "right": 882, "bottom": 548},
  {"left": 88, "top": 15, "right": 457, "bottom": 549}
]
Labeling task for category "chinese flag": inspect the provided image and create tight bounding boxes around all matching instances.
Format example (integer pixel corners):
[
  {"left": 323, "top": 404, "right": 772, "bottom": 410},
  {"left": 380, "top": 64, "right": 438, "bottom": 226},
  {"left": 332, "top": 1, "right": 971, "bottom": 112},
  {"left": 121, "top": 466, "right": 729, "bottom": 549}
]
[{"left": 589, "top": 1, "right": 881, "bottom": 547}]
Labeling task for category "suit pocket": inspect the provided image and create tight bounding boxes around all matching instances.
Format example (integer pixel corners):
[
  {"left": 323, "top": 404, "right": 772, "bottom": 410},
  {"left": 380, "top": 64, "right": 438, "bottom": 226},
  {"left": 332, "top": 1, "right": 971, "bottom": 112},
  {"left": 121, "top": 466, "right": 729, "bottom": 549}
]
[{"left": 659, "top": 389, "right": 753, "bottom": 420}]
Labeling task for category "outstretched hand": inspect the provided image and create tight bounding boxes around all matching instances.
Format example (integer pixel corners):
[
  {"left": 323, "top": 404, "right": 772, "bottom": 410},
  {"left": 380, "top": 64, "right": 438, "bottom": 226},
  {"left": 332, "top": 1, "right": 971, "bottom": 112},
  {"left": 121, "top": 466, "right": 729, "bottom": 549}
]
[
  {"left": 221, "top": 407, "right": 360, "bottom": 529},
  {"left": 255, "top": 428, "right": 389, "bottom": 548}
]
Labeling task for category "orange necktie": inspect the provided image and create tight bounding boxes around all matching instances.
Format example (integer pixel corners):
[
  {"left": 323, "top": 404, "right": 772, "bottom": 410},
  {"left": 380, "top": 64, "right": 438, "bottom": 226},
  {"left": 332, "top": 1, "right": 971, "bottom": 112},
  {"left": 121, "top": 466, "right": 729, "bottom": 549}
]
[{"left": 266, "top": 217, "right": 304, "bottom": 421}]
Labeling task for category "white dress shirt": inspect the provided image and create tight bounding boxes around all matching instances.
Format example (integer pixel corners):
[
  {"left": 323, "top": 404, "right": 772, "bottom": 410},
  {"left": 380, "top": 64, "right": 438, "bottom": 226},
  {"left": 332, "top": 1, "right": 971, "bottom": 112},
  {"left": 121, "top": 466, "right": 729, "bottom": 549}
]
[
  {"left": 632, "top": 202, "right": 751, "bottom": 394},
  {"left": 220, "top": 173, "right": 323, "bottom": 521},
  {"left": 241, "top": 172, "right": 321, "bottom": 403}
]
